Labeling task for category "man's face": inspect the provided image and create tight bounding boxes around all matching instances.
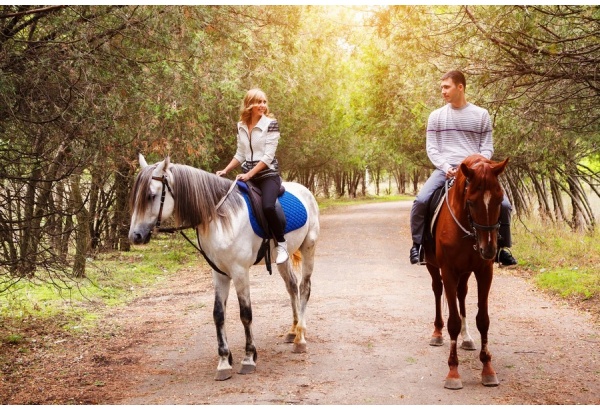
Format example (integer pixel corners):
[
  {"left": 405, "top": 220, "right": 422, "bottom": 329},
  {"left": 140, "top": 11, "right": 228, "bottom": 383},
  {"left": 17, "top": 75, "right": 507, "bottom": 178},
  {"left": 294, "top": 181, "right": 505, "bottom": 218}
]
[{"left": 440, "top": 78, "right": 462, "bottom": 105}]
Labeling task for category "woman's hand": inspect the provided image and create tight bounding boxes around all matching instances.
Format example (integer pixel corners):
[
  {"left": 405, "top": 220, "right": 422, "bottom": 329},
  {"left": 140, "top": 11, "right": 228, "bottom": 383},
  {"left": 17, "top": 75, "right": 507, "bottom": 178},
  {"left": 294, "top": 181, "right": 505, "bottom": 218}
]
[
  {"left": 216, "top": 170, "right": 227, "bottom": 177},
  {"left": 236, "top": 173, "right": 251, "bottom": 182}
]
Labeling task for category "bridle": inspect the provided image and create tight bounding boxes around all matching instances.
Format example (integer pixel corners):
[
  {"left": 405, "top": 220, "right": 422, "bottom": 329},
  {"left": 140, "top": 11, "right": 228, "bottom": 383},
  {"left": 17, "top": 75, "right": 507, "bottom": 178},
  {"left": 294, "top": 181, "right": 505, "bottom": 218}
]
[
  {"left": 148, "top": 173, "right": 236, "bottom": 277},
  {"left": 151, "top": 175, "right": 174, "bottom": 231},
  {"left": 444, "top": 178, "right": 501, "bottom": 243}
]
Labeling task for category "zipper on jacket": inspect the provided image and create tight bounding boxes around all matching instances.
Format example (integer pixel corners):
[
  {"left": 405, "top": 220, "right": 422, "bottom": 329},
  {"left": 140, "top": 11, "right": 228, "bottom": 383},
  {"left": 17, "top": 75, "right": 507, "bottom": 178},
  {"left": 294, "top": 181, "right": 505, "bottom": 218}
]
[{"left": 242, "top": 124, "right": 256, "bottom": 164}]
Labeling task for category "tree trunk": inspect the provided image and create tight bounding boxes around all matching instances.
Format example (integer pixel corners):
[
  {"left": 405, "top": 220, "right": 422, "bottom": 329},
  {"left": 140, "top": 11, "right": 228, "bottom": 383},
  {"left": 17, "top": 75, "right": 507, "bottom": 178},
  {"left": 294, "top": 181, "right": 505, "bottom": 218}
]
[
  {"left": 112, "top": 163, "right": 132, "bottom": 252},
  {"left": 70, "top": 174, "right": 90, "bottom": 278}
]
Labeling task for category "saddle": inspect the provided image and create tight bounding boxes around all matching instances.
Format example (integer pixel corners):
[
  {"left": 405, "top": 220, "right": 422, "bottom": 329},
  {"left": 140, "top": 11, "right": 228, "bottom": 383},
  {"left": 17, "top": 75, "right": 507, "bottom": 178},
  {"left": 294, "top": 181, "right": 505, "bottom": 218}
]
[
  {"left": 236, "top": 179, "right": 287, "bottom": 275},
  {"left": 420, "top": 179, "right": 454, "bottom": 264},
  {"left": 236, "top": 180, "right": 287, "bottom": 239}
]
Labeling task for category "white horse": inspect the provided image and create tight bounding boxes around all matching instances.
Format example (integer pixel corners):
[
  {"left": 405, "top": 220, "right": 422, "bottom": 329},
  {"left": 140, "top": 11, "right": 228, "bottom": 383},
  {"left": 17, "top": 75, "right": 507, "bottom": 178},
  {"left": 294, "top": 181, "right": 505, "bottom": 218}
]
[{"left": 128, "top": 154, "right": 320, "bottom": 381}]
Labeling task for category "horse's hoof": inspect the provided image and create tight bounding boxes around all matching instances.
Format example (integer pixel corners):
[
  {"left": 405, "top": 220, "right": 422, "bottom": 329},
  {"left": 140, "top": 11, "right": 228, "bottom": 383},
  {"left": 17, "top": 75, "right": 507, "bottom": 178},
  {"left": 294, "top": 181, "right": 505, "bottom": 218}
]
[
  {"left": 284, "top": 333, "right": 296, "bottom": 343},
  {"left": 214, "top": 368, "right": 233, "bottom": 381},
  {"left": 461, "top": 340, "right": 477, "bottom": 350},
  {"left": 293, "top": 342, "right": 307, "bottom": 354},
  {"left": 444, "top": 377, "right": 463, "bottom": 390},
  {"left": 429, "top": 336, "right": 444, "bottom": 346},
  {"left": 482, "top": 373, "right": 499, "bottom": 387},
  {"left": 238, "top": 363, "right": 256, "bottom": 375}
]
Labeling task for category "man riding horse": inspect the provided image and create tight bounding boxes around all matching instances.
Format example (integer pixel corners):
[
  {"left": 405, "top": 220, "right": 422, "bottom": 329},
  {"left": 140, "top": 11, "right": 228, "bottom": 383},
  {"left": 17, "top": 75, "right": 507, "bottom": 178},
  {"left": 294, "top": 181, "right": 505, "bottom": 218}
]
[{"left": 409, "top": 70, "right": 517, "bottom": 267}]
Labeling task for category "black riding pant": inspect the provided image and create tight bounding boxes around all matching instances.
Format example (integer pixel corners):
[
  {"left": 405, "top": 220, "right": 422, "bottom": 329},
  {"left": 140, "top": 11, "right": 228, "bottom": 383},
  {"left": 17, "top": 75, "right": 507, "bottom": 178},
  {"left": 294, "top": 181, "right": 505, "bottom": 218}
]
[{"left": 253, "top": 175, "right": 285, "bottom": 243}]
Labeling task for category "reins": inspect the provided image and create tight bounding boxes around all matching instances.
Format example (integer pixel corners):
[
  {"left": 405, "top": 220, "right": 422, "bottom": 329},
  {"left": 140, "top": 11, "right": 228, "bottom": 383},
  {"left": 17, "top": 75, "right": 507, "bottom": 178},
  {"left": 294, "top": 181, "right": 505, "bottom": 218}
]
[{"left": 151, "top": 174, "right": 235, "bottom": 277}]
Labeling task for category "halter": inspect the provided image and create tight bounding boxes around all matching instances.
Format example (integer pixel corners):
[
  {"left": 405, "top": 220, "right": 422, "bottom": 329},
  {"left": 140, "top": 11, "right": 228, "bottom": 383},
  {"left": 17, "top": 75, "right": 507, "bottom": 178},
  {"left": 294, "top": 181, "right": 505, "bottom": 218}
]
[{"left": 444, "top": 178, "right": 501, "bottom": 241}]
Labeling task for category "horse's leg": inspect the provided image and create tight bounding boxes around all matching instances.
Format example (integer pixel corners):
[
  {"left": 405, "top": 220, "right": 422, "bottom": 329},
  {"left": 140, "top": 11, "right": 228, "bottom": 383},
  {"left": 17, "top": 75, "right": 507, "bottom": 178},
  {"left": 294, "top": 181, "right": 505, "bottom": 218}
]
[
  {"left": 213, "top": 271, "right": 233, "bottom": 381},
  {"left": 232, "top": 270, "right": 257, "bottom": 375},
  {"left": 475, "top": 267, "right": 499, "bottom": 387},
  {"left": 426, "top": 263, "right": 444, "bottom": 346},
  {"left": 294, "top": 237, "right": 317, "bottom": 354},
  {"left": 442, "top": 272, "right": 463, "bottom": 390},
  {"left": 276, "top": 256, "right": 300, "bottom": 347},
  {"left": 457, "top": 273, "right": 476, "bottom": 350}
]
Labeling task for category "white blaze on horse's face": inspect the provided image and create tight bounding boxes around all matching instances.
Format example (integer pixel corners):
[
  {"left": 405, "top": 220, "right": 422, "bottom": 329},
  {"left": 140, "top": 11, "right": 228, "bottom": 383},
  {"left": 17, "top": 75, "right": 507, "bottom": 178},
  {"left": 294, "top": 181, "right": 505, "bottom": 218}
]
[
  {"left": 483, "top": 190, "right": 492, "bottom": 213},
  {"left": 483, "top": 190, "right": 492, "bottom": 241}
]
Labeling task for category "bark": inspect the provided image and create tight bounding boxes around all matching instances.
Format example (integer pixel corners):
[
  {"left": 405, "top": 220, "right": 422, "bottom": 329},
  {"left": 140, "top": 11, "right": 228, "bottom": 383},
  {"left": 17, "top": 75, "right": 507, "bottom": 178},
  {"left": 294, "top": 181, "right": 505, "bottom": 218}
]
[{"left": 70, "top": 174, "right": 90, "bottom": 278}]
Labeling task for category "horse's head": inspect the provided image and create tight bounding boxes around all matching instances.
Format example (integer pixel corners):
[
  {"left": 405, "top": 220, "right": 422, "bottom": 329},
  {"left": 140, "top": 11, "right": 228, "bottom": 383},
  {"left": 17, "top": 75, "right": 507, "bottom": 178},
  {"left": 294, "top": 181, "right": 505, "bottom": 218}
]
[
  {"left": 128, "top": 154, "right": 174, "bottom": 245},
  {"left": 458, "top": 155, "right": 509, "bottom": 260}
]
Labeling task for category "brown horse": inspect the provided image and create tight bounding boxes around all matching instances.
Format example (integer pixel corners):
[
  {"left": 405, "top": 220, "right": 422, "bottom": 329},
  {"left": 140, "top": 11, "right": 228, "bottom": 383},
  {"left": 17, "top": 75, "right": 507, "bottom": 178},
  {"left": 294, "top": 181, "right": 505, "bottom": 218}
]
[{"left": 423, "top": 154, "right": 509, "bottom": 390}]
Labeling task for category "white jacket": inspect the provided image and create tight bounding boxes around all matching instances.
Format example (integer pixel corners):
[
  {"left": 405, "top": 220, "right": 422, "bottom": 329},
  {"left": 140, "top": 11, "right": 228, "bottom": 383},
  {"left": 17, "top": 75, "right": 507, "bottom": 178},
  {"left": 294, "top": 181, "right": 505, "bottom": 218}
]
[{"left": 234, "top": 115, "right": 280, "bottom": 170}]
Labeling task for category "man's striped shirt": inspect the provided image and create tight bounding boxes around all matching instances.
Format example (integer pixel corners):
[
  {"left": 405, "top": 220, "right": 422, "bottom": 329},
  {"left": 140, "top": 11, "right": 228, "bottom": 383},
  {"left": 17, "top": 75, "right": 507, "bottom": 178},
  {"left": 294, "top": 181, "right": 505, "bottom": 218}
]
[{"left": 426, "top": 102, "right": 493, "bottom": 173}]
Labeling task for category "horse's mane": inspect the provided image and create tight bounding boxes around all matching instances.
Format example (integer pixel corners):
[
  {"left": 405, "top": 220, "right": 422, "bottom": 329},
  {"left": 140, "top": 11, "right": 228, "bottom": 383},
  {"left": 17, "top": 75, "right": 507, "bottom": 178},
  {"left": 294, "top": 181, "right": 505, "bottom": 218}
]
[
  {"left": 130, "top": 163, "right": 244, "bottom": 233},
  {"left": 170, "top": 164, "right": 244, "bottom": 233}
]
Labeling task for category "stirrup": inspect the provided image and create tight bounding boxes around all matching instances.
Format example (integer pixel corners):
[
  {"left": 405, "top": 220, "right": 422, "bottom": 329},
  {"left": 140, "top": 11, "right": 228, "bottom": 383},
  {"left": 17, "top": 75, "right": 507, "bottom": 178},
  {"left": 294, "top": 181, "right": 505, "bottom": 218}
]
[{"left": 418, "top": 245, "right": 426, "bottom": 265}]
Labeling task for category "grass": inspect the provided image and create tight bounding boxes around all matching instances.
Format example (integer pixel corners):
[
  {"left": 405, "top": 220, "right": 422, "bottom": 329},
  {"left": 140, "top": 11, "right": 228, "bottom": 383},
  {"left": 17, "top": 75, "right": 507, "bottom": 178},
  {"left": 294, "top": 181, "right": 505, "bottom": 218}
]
[
  {"left": 511, "top": 216, "right": 600, "bottom": 302},
  {"left": 0, "top": 233, "right": 201, "bottom": 332}
]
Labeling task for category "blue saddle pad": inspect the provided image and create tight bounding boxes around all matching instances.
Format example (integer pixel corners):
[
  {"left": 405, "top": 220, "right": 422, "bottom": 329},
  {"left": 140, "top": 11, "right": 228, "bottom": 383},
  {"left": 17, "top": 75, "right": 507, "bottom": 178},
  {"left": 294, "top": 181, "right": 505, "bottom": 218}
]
[{"left": 236, "top": 181, "right": 308, "bottom": 239}]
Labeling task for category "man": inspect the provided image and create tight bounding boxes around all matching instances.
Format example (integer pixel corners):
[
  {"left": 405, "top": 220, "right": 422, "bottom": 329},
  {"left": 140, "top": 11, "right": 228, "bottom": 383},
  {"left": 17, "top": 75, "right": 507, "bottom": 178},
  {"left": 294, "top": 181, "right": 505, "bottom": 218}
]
[{"left": 409, "top": 70, "right": 517, "bottom": 266}]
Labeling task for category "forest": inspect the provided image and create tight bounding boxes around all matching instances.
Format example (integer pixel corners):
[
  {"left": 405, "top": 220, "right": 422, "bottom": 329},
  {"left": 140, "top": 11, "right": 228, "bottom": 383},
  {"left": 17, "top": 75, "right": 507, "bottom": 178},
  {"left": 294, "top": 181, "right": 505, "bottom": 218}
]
[{"left": 1, "top": 5, "right": 599, "bottom": 286}]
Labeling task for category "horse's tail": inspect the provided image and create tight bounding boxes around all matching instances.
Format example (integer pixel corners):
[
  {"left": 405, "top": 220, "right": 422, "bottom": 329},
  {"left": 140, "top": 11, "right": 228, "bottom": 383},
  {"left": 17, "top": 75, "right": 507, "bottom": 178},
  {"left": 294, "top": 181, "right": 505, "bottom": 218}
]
[{"left": 292, "top": 250, "right": 302, "bottom": 269}]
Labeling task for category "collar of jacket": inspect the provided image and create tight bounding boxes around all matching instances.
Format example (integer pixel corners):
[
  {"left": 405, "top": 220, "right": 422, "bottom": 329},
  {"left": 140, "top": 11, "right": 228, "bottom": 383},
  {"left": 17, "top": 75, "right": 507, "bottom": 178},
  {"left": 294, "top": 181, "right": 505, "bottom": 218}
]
[{"left": 238, "top": 115, "right": 272, "bottom": 133}]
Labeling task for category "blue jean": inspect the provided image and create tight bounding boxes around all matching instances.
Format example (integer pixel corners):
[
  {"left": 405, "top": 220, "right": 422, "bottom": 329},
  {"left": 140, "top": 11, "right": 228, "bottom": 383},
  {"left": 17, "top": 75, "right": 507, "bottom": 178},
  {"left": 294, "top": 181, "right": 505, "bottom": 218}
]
[{"left": 410, "top": 169, "right": 512, "bottom": 247}]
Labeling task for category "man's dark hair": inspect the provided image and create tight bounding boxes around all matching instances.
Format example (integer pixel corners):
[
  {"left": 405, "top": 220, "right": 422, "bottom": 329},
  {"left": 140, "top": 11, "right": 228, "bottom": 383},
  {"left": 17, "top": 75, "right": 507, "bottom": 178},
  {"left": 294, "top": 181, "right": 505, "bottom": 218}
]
[{"left": 441, "top": 70, "right": 466, "bottom": 90}]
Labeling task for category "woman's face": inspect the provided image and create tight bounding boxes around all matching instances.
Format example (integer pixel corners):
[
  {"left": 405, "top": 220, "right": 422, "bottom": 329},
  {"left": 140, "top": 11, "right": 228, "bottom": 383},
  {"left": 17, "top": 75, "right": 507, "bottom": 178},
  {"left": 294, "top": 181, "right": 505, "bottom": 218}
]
[{"left": 251, "top": 95, "right": 267, "bottom": 117}]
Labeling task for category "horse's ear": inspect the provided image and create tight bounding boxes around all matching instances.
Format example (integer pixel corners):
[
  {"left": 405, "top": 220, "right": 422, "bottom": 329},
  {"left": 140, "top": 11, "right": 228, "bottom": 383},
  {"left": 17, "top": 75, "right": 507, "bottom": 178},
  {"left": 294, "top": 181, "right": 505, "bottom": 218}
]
[
  {"left": 493, "top": 157, "right": 509, "bottom": 176},
  {"left": 138, "top": 153, "right": 148, "bottom": 168},
  {"left": 460, "top": 163, "right": 474, "bottom": 180},
  {"left": 157, "top": 156, "right": 171, "bottom": 173}
]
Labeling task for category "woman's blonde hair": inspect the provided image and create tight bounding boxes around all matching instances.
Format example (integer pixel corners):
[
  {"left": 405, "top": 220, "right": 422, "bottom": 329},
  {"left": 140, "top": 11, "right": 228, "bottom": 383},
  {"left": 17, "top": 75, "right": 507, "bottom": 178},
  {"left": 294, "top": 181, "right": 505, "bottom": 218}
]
[{"left": 239, "top": 88, "right": 274, "bottom": 124}]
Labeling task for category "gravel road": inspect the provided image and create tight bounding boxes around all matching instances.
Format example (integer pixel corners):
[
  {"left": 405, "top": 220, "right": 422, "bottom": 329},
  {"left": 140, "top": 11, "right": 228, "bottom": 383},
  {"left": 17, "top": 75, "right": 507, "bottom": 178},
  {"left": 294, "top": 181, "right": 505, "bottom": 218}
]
[{"left": 114, "top": 200, "right": 600, "bottom": 405}]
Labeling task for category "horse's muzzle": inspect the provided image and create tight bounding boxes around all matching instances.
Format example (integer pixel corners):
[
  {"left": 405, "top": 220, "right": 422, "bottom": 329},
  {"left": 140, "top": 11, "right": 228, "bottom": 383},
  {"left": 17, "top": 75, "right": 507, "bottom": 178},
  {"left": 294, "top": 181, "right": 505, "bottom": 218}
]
[
  {"left": 478, "top": 246, "right": 497, "bottom": 261},
  {"left": 129, "top": 227, "right": 152, "bottom": 245}
]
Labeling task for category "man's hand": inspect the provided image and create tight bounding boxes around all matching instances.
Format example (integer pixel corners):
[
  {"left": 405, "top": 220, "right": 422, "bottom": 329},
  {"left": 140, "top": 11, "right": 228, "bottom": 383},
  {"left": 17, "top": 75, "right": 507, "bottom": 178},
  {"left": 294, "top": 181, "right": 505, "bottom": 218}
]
[{"left": 446, "top": 167, "right": 457, "bottom": 179}]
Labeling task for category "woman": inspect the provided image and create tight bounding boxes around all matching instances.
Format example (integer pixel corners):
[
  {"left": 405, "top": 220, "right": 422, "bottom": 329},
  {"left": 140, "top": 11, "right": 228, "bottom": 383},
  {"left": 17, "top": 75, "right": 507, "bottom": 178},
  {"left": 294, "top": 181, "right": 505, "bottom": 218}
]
[{"left": 216, "top": 88, "right": 288, "bottom": 264}]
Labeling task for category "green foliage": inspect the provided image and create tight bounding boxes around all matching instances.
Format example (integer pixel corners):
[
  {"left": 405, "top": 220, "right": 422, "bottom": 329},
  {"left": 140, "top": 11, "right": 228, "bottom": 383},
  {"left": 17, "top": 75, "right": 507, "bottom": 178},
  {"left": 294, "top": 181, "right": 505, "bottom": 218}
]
[
  {"left": 511, "top": 216, "right": 600, "bottom": 301},
  {"left": 535, "top": 269, "right": 598, "bottom": 300},
  {"left": 0, "top": 234, "right": 202, "bottom": 329},
  {"left": 4, "top": 333, "right": 25, "bottom": 345}
]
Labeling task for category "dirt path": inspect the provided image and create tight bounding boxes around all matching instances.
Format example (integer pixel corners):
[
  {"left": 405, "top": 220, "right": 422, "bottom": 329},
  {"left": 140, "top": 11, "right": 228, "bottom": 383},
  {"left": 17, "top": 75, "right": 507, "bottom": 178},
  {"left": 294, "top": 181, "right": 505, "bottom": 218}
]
[{"left": 110, "top": 201, "right": 599, "bottom": 405}]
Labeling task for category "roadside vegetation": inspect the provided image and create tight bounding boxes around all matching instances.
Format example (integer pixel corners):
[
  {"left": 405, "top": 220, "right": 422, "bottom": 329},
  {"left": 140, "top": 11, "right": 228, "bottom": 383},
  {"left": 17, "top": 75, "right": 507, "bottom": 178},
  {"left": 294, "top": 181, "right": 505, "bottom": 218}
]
[
  {"left": 0, "top": 234, "right": 200, "bottom": 345},
  {"left": 511, "top": 218, "right": 600, "bottom": 313}
]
